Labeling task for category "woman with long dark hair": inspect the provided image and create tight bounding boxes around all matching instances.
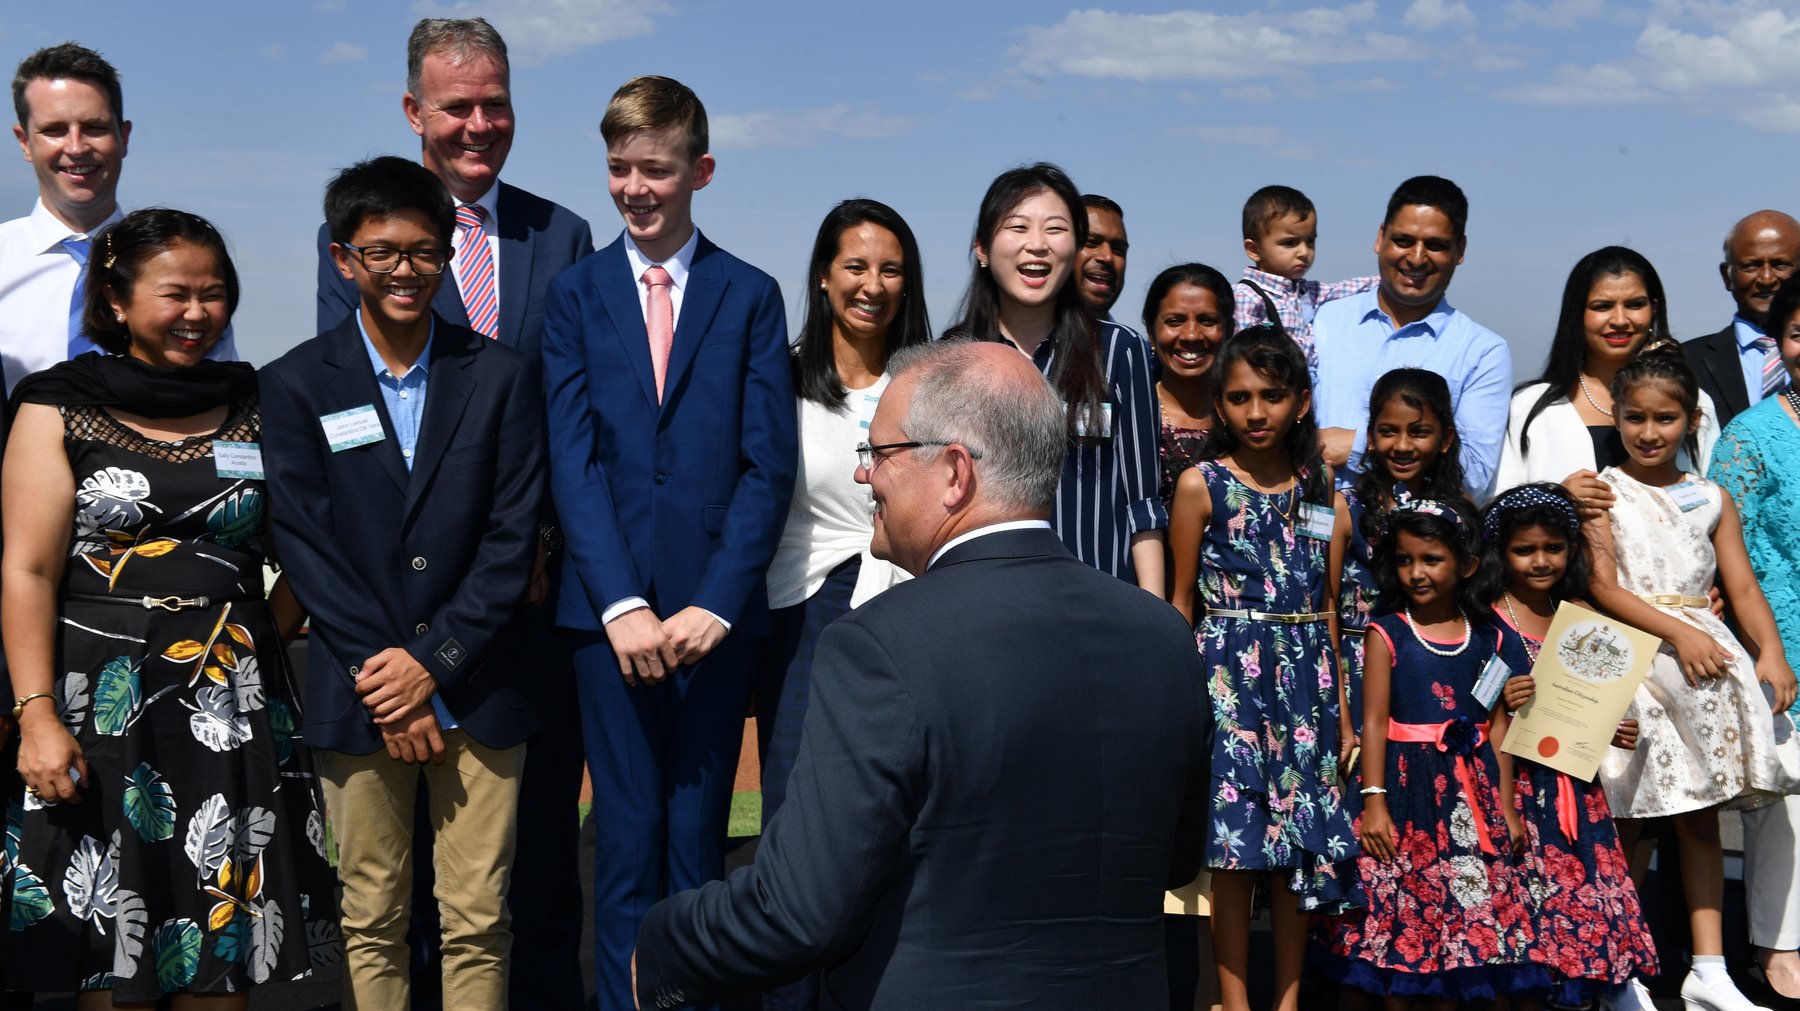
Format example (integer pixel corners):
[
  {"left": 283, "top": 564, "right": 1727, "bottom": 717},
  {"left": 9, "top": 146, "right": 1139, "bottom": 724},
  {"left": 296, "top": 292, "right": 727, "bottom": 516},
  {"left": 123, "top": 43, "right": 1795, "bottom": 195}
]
[
  {"left": 947, "top": 163, "right": 1165, "bottom": 590},
  {"left": 755, "top": 203, "right": 930, "bottom": 1006},
  {"left": 1493, "top": 245, "right": 1719, "bottom": 506},
  {"left": 1142, "top": 262, "right": 1233, "bottom": 504}
]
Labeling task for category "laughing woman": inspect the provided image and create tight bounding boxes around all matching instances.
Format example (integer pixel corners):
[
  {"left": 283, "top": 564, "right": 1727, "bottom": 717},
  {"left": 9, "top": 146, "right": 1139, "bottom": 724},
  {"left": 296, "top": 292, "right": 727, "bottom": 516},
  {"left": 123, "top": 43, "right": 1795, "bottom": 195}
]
[
  {"left": 3, "top": 210, "right": 333, "bottom": 1008},
  {"left": 946, "top": 163, "right": 1166, "bottom": 589}
]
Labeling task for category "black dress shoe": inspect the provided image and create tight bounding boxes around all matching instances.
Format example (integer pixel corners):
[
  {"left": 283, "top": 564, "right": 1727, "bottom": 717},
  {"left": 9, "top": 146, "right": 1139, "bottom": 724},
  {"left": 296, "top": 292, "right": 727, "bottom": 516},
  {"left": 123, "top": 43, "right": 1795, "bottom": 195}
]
[{"left": 1747, "top": 964, "right": 1800, "bottom": 1011}]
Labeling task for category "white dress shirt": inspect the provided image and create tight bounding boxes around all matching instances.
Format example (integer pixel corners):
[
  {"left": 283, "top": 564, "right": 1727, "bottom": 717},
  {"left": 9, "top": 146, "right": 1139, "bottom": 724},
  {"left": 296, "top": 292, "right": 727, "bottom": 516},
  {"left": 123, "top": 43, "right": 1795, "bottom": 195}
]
[{"left": 0, "top": 199, "right": 239, "bottom": 393}]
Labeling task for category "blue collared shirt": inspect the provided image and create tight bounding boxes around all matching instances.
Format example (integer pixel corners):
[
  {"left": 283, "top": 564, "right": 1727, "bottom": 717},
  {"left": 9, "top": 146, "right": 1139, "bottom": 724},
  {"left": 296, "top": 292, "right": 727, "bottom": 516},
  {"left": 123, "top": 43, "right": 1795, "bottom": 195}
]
[
  {"left": 1734, "top": 316, "right": 1775, "bottom": 407},
  {"left": 1312, "top": 290, "right": 1512, "bottom": 497},
  {"left": 358, "top": 316, "right": 459, "bottom": 730}
]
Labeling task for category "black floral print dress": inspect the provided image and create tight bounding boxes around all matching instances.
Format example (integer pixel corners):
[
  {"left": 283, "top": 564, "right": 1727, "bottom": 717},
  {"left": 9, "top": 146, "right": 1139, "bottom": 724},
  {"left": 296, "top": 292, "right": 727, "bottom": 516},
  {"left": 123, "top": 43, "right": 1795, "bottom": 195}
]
[{"left": 4, "top": 397, "right": 337, "bottom": 998}]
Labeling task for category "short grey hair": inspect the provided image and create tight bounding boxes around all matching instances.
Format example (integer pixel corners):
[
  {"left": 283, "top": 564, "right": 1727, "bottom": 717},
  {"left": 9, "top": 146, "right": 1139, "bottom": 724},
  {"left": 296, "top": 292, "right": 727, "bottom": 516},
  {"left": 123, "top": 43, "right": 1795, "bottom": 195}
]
[
  {"left": 887, "top": 339, "right": 1066, "bottom": 513},
  {"left": 406, "top": 17, "right": 509, "bottom": 97}
]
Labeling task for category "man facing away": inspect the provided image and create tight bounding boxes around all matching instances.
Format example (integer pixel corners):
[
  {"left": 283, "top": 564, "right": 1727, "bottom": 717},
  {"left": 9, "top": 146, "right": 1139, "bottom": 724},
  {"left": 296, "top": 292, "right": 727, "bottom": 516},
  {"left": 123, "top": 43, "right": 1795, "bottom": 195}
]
[{"left": 634, "top": 340, "right": 1211, "bottom": 1010}]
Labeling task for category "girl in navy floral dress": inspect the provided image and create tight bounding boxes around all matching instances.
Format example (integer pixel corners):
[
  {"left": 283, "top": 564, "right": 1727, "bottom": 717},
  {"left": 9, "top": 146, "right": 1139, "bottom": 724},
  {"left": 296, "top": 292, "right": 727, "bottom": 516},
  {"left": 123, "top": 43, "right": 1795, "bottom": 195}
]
[
  {"left": 1485, "top": 483, "right": 1659, "bottom": 1010},
  {"left": 1169, "top": 325, "right": 1357, "bottom": 1011},
  {"left": 1318, "top": 498, "right": 1547, "bottom": 1004},
  {"left": 1330, "top": 368, "right": 1467, "bottom": 744}
]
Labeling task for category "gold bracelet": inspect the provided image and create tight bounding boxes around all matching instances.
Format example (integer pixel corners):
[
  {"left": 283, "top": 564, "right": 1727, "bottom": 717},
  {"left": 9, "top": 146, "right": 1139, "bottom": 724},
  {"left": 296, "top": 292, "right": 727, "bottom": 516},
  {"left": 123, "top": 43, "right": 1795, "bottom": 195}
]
[{"left": 10, "top": 692, "right": 53, "bottom": 720}]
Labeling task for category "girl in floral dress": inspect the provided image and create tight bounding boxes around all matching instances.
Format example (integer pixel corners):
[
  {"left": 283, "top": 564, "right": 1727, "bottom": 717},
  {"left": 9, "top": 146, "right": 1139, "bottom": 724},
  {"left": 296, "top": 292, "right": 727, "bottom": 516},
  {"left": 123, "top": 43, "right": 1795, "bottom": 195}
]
[
  {"left": 1485, "top": 483, "right": 1659, "bottom": 1010},
  {"left": 1318, "top": 497, "right": 1546, "bottom": 1004},
  {"left": 1168, "top": 325, "right": 1357, "bottom": 1011},
  {"left": 1331, "top": 368, "right": 1467, "bottom": 747},
  {"left": 1584, "top": 342, "right": 1800, "bottom": 1010}
]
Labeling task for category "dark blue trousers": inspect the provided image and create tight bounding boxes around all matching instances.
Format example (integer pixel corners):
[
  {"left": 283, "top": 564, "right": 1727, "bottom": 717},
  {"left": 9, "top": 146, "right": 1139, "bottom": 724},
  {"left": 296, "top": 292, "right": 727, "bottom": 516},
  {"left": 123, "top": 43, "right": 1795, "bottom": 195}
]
[{"left": 575, "top": 630, "right": 757, "bottom": 1011}]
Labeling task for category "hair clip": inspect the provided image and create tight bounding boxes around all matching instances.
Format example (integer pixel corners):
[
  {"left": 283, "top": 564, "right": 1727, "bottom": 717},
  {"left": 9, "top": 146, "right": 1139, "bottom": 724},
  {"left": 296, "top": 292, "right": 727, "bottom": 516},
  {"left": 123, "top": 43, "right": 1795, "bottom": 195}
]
[
  {"left": 102, "top": 230, "right": 116, "bottom": 269},
  {"left": 1483, "top": 485, "right": 1579, "bottom": 543}
]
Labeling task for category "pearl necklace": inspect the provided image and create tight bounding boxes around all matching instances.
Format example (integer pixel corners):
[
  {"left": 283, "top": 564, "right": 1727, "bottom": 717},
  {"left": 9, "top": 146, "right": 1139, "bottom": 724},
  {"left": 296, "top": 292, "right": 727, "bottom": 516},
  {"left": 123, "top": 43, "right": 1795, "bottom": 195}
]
[
  {"left": 1577, "top": 374, "right": 1614, "bottom": 418},
  {"left": 1404, "top": 606, "right": 1470, "bottom": 657},
  {"left": 1500, "top": 593, "right": 1541, "bottom": 664}
]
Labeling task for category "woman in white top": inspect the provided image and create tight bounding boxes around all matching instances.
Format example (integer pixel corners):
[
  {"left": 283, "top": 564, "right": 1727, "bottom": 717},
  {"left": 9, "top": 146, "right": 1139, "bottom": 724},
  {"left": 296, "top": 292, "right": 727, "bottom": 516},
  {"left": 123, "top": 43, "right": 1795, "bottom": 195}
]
[
  {"left": 755, "top": 199, "right": 928, "bottom": 888},
  {"left": 1493, "top": 246, "right": 1718, "bottom": 508}
]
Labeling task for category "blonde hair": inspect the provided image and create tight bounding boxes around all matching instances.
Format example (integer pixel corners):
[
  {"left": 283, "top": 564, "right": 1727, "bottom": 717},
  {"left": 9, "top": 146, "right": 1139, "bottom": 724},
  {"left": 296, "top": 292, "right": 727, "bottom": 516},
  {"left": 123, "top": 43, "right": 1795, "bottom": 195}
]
[{"left": 600, "top": 75, "right": 708, "bottom": 161}]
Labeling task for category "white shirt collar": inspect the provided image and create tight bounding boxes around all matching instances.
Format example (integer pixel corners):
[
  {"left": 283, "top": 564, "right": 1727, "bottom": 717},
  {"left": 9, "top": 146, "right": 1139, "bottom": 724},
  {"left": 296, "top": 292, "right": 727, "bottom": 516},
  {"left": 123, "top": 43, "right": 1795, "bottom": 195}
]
[
  {"left": 926, "top": 519, "right": 1054, "bottom": 570},
  {"left": 460, "top": 181, "right": 501, "bottom": 229},
  {"left": 26, "top": 197, "right": 123, "bottom": 253},
  {"left": 623, "top": 228, "right": 700, "bottom": 292}
]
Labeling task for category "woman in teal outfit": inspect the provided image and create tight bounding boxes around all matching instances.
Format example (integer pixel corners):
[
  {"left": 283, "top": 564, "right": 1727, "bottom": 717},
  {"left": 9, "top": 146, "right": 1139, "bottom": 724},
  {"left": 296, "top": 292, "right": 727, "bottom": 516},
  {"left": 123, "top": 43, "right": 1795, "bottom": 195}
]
[{"left": 1710, "top": 279, "right": 1800, "bottom": 1007}]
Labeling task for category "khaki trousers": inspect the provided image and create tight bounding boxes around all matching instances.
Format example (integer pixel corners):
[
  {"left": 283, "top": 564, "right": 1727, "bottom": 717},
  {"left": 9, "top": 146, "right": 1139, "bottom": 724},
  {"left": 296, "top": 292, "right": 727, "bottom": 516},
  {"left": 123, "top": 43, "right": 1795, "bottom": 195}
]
[{"left": 319, "top": 733, "right": 526, "bottom": 1011}]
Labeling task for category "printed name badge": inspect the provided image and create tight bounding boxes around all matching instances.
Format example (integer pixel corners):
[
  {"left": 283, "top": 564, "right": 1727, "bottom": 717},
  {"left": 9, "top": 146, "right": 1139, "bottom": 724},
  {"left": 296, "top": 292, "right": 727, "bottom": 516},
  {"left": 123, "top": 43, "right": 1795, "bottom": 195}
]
[
  {"left": 1472, "top": 654, "right": 1512, "bottom": 709},
  {"left": 1667, "top": 481, "right": 1708, "bottom": 512},
  {"left": 1073, "top": 402, "right": 1115, "bottom": 440},
  {"left": 320, "top": 405, "right": 386, "bottom": 453},
  {"left": 212, "top": 441, "right": 265, "bottom": 481},
  {"left": 1297, "top": 503, "right": 1335, "bottom": 541}
]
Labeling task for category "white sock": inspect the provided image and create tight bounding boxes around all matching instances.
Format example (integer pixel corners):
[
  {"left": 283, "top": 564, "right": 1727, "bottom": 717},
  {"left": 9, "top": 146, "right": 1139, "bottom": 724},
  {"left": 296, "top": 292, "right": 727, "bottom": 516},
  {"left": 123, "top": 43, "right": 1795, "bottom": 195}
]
[
  {"left": 1606, "top": 979, "right": 1649, "bottom": 1010},
  {"left": 1691, "top": 955, "right": 1731, "bottom": 987}
]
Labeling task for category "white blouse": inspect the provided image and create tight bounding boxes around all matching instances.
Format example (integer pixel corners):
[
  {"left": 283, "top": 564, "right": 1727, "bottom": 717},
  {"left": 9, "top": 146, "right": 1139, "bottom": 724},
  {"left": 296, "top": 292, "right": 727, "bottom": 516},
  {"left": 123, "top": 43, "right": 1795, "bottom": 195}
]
[
  {"left": 1489, "top": 381, "right": 1719, "bottom": 501},
  {"left": 766, "top": 373, "right": 908, "bottom": 609}
]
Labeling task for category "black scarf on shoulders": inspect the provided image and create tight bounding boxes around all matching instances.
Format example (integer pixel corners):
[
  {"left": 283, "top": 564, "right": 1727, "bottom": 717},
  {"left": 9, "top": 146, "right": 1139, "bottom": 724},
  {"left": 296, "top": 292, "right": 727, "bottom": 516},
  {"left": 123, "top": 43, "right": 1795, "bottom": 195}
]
[{"left": 10, "top": 352, "right": 256, "bottom": 419}]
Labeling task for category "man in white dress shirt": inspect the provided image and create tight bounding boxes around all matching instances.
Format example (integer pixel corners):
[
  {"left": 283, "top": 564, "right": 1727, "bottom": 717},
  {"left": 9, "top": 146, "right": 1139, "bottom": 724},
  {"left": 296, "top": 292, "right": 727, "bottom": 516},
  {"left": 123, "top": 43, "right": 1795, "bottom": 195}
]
[{"left": 0, "top": 42, "right": 234, "bottom": 392}]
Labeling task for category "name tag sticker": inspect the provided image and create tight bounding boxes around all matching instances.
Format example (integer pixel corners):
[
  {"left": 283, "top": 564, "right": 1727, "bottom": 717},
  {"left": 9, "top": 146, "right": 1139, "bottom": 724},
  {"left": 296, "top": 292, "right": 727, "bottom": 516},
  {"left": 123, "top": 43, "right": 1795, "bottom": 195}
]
[
  {"left": 1667, "top": 481, "right": 1708, "bottom": 512},
  {"left": 1073, "top": 402, "right": 1114, "bottom": 440},
  {"left": 858, "top": 391, "right": 881, "bottom": 431},
  {"left": 321, "top": 405, "right": 386, "bottom": 452},
  {"left": 1297, "top": 503, "right": 1335, "bottom": 541},
  {"left": 1472, "top": 654, "right": 1512, "bottom": 709},
  {"left": 212, "top": 441, "right": 265, "bottom": 481}
]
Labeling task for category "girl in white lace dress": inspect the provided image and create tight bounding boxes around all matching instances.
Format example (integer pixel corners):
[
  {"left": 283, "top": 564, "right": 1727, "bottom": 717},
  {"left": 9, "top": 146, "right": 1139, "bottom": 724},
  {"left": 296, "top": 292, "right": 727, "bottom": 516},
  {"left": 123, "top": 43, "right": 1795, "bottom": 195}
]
[{"left": 1584, "top": 340, "right": 1800, "bottom": 1010}]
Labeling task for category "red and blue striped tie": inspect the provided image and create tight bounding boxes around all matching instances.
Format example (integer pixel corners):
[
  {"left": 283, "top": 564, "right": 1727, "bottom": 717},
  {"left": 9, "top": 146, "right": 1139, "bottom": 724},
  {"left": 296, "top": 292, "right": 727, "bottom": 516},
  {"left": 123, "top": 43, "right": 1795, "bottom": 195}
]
[{"left": 456, "top": 204, "right": 499, "bottom": 339}]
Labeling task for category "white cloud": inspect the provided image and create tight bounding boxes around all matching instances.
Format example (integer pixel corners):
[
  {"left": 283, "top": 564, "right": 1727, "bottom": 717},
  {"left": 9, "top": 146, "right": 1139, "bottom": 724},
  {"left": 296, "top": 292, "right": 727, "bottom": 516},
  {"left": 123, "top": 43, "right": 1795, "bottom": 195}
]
[
  {"left": 709, "top": 105, "right": 919, "bottom": 150},
  {"left": 1169, "top": 124, "right": 1314, "bottom": 160},
  {"left": 1011, "top": 3, "right": 1428, "bottom": 82},
  {"left": 1497, "top": 2, "right": 1800, "bottom": 131},
  {"left": 410, "top": 0, "right": 671, "bottom": 62},
  {"left": 1222, "top": 84, "right": 1276, "bottom": 102},
  {"left": 1504, "top": 0, "right": 1604, "bottom": 28},
  {"left": 1404, "top": 0, "right": 1476, "bottom": 31},
  {"left": 319, "top": 41, "right": 368, "bottom": 64}
]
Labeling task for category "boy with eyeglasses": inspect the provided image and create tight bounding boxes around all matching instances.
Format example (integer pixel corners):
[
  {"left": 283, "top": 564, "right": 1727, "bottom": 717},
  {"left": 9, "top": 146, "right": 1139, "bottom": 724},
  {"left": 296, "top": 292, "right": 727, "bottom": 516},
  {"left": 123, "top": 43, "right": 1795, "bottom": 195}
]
[{"left": 260, "top": 155, "right": 545, "bottom": 1008}]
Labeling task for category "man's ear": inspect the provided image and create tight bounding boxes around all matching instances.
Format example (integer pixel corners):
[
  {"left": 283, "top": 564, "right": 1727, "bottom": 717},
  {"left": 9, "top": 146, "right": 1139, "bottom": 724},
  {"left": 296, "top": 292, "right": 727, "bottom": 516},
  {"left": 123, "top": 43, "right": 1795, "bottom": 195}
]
[
  {"left": 330, "top": 242, "right": 355, "bottom": 282},
  {"left": 940, "top": 443, "right": 978, "bottom": 511}
]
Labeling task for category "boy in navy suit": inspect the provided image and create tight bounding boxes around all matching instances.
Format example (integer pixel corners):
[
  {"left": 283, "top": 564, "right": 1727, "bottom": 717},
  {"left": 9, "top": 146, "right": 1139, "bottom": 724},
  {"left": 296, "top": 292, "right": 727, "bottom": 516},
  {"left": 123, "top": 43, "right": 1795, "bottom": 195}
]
[
  {"left": 262, "top": 156, "right": 545, "bottom": 1009},
  {"left": 541, "top": 76, "right": 796, "bottom": 1008}
]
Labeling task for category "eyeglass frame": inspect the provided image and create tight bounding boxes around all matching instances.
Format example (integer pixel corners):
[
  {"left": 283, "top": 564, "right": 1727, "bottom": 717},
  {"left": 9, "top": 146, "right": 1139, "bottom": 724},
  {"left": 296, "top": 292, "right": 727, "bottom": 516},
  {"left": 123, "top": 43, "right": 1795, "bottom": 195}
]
[
  {"left": 338, "top": 242, "right": 451, "bottom": 276},
  {"left": 854, "top": 439, "right": 982, "bottom": 473}
]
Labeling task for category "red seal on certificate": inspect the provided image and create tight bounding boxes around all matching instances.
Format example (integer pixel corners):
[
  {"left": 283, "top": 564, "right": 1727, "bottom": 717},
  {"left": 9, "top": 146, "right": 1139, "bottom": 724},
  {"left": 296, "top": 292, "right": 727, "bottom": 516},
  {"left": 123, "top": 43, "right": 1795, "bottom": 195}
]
[{"left": 1537, "top": 736, "right": 1560, "bottom": 758}]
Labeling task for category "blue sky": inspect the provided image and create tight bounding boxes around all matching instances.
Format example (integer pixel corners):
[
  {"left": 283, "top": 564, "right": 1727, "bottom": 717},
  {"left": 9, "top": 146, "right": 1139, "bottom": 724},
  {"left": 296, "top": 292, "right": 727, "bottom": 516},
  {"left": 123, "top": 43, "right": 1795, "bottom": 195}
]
[{"left": 3, "top": 0, "right": 1797, "bottom": 380}]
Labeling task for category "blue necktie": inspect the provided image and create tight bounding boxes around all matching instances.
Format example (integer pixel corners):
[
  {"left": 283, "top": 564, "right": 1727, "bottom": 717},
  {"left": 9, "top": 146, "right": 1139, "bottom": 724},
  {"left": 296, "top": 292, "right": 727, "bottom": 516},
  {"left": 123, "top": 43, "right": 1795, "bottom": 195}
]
[{"left": 63, "top": 236, "right": 99, "bottom": 358}]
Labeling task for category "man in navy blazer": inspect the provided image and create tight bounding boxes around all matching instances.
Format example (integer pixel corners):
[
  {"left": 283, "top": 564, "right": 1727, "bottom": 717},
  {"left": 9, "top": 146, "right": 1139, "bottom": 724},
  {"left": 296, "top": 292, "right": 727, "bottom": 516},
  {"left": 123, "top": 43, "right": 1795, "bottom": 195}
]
[
  {"left": 633, "top": 341, "right": 1211, "bottom": 1010},
  {"left": 542, "top": 76, "right": 796, "bottom": 1008},
  {"left": 312, "top": 19, "right": 593, "bottom": 1005},
  {"left": 267, "top": 156, "right": 544, "bottom": 1008}
]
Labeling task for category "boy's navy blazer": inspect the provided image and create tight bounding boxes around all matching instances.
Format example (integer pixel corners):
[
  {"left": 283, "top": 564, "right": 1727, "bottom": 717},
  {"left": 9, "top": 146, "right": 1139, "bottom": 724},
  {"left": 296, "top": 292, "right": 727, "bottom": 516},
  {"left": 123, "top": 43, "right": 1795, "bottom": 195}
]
[
  {"left": 541, "top": 230, "right": 797, "bottom": 636},
  {"left": 259, "top": 315, "right": 546, "bottom": 755}
]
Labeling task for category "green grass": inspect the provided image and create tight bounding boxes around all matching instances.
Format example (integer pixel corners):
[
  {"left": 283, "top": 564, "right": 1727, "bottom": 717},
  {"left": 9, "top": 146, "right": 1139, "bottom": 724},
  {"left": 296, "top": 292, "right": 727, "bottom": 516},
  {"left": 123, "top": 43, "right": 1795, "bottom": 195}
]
[{"left": 728, "top": 792, "right": 762, "bottom": 838}]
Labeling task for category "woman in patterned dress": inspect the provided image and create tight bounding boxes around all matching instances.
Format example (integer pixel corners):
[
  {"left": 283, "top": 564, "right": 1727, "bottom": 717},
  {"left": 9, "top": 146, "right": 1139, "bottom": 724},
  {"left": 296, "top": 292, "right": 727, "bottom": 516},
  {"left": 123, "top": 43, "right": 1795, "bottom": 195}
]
[{"left": 4, "top": 210, "right": 334, "bottom": 1006}]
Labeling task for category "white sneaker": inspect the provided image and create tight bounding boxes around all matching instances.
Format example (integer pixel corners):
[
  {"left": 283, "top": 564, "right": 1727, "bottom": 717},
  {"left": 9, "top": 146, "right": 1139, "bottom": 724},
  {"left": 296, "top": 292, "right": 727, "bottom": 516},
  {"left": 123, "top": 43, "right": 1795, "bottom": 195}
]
[
  {"left": 1600, "top": 977, "right": 1655, "bottom": 1011},
  {"left": 1681, "top": 969, "right": 1775, "bottom": 1011}
]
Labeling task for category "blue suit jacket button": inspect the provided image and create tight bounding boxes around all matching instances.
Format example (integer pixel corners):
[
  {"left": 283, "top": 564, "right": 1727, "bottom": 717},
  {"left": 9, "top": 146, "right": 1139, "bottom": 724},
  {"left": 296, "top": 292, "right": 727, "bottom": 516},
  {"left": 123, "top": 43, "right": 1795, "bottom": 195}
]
[{"left": 654, "top": 471, "right": 667, "bottom": 485}]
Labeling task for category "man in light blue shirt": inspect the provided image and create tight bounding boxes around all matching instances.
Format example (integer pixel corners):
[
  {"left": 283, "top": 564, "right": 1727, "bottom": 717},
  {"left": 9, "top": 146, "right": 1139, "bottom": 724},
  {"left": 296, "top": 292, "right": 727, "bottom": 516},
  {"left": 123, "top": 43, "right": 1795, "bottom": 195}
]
[{"left": 1312, "top": 175, "right": 1511, "bottom": 497}]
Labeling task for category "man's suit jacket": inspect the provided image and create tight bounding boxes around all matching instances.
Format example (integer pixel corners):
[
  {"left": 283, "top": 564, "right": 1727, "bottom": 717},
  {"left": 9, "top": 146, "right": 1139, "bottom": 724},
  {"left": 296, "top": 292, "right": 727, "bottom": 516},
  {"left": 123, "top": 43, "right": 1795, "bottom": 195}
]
[
  {"left": 1684, "top": 323, "right": 1753, "bottom": 429},
  {"left": 541, "top": 231, "right": 796, "bottom": 635},
  {"left": 634, "top": 527, "right": 1212, "bottom": 1010},
  {"left": 315, "top": 181, "right": 594, "bottom": 359},
  {"left": 259, "top": 316, "right": 546, "bottom": 755}
]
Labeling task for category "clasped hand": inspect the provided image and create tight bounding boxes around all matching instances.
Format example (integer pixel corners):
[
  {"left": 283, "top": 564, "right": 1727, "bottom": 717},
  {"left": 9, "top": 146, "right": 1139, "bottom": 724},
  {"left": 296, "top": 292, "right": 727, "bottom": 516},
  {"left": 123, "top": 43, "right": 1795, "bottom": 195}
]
[{"left": 606, "top": 606, "right": 727, "bottom": 686}]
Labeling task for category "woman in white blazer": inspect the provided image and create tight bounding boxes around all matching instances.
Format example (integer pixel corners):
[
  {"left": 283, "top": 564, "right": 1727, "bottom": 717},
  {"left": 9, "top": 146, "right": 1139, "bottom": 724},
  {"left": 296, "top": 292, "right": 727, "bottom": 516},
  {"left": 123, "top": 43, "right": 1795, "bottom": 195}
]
[{"left": 1491, "top": 246, "right": 1718, "bottom": 505}]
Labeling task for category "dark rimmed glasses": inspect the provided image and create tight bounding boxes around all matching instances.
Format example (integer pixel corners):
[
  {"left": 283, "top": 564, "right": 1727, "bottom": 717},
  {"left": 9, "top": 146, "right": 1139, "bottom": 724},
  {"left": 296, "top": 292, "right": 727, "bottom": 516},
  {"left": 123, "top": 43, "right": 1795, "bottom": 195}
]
[
  {"left": 854, "top": 440, "right": 980, "bottom": 472},
  {"left": 340, "top": 243, "right": 450, "bottom": 276}
]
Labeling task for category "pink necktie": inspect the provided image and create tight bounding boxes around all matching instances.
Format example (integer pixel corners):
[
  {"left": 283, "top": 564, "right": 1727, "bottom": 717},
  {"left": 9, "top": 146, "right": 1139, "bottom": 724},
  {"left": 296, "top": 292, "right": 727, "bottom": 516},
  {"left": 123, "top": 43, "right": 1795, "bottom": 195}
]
[
  {"left": 643, "top": 265, "right": 674, "bottom": 402},
  {"left": 456, "top": 204, "right": 499, "bottom": 339}
]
